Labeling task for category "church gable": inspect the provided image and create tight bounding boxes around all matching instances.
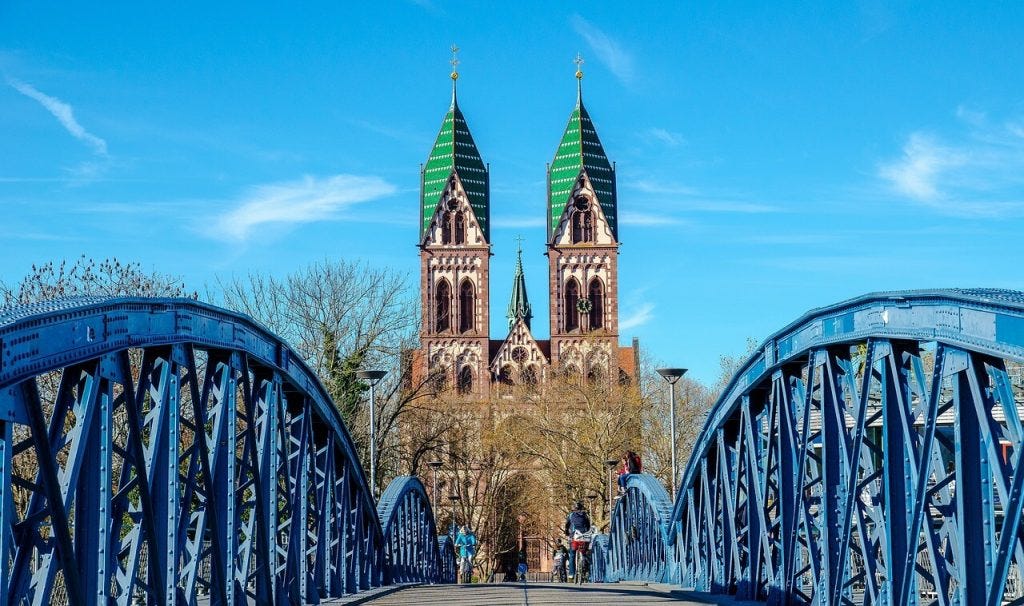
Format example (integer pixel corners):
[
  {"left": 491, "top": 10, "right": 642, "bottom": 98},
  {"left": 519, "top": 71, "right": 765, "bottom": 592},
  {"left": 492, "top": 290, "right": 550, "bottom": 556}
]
[
  {"left": 490, "top": 318, "right": 549, "bottom": 379},
  {"left": 550, "top": 171, "right": 616, "bottom": 247},
  {"left": 422, "top": 172, "right": 488, "bottom": 247}
]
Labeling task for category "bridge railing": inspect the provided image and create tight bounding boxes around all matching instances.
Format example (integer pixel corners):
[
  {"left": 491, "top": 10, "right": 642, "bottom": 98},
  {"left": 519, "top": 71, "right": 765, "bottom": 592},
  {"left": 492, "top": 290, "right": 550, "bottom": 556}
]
[
  {"left": 601, "top": 289, "right": 1024, "bottom": 605},
  {"left": 0, "top": 297, "right": 447, "bottom": 605}
]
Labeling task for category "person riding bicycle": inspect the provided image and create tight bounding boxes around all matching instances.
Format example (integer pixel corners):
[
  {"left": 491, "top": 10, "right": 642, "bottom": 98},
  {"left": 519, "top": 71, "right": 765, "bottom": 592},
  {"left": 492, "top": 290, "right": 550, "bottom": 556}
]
[
  {"left": 455, "top": 526, "right": 477, "bottom": 583},
  {"left": 552, "top": 538, "right": 568, "bottom": 582},
  {"left": 563, "top": 501, "right": 591, "bottom": 580}
]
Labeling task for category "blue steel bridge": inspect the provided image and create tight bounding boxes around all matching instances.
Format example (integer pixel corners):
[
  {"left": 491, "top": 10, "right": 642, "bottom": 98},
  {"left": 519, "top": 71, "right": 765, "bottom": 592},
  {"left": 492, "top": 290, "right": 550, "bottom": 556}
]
[{"left": 2, "top": 289, "right": 1024, "bottom": 605}]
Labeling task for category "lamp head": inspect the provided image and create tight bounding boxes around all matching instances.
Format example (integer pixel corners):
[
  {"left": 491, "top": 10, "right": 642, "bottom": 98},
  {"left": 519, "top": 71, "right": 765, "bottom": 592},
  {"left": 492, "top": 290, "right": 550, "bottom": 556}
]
[
  {"left": 427, "top": 460, "right": 444, "bottom": 469},
  {"left": 656, "top": 368, "right": 688, "bottom": 385},
  {"left": 356, "top": 369, "right": 387, "bottom": 382}
]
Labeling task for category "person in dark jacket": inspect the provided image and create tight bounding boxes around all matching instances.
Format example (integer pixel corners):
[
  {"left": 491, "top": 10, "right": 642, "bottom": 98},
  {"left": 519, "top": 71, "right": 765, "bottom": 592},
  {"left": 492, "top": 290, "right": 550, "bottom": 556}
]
[{"left": 564, "top": 501, "right": 591, "bottom": 579}]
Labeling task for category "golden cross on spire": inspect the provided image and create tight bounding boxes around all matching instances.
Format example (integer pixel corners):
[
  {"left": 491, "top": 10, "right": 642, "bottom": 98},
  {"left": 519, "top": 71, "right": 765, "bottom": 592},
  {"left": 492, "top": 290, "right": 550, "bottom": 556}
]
[
  {"left": 514, "top": 234, "right": 525, "bottom": 254},
  {"left": 574, "top": 53, "right": 584, "bottom": 79},
  {"left": 450, "top": 44, "right": 460, "bottom": 80}
]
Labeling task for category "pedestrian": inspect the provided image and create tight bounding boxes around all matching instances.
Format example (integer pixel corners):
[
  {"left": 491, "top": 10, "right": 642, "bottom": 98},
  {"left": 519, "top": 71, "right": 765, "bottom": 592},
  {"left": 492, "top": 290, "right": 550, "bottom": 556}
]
[
  {"left": 617, "top": 450, "right": 642, "bottom": 492},
  {"left": 552, "top": 538, "right": 568, "bottom": 582}
]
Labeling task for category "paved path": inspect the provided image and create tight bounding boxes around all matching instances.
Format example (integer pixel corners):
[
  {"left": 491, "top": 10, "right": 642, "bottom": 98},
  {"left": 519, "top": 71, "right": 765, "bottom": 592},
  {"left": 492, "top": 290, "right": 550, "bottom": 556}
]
[{"left": 355, "top": 582, "right": 751, "bottom": 605}]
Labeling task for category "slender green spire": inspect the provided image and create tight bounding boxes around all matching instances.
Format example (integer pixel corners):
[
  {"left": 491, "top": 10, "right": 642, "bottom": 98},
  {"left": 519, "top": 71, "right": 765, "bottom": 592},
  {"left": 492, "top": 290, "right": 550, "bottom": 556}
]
[
  {"left": 507, "top": 237, "right": 532, "bottom": 329},
  {"left": 547, "top": 56, "right": 617, "bottom": 240},
  {"left": 420, "top": 47, "right": 489, "bottom": 241}
]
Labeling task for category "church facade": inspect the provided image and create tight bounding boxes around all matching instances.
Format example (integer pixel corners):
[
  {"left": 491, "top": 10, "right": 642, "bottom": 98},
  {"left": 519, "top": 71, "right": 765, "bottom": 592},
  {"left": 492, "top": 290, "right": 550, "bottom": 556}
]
[{"left": 410, "top": 67, "right": 638, "bottom": 397}]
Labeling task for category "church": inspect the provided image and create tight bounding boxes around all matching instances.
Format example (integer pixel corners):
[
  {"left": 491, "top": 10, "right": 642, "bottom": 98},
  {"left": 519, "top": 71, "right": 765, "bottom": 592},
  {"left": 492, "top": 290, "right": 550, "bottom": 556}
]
[{"left": 410, "top": 60, "right": 638, "bottom": 397}]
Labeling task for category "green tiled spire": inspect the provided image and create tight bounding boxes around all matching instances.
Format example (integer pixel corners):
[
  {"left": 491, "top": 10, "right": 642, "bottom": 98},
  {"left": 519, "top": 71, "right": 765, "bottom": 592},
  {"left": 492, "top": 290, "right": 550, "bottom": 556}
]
[
  {"left": 547, "top": 77, "right": 617, "bottom": 240},
  {"left": 421, "top": 81, "right": 489, "bottom": 241},
  {"left": 506, "top": 239, "right": 532, "bottom": 329}
]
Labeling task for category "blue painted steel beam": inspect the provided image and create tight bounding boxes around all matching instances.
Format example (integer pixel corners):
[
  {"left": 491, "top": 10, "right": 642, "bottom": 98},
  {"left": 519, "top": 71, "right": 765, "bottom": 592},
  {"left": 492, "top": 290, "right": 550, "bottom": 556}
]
[
  {"left": 0, "top": 297, "right": 447, "bottom": 604},
  {"left": 599, "top": 289, "right": 1024, "bottom": 605}
]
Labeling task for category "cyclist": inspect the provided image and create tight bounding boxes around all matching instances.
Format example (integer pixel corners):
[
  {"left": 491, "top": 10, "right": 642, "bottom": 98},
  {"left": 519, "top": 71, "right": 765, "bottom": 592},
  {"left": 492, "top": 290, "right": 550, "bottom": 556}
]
[
  {"left": 563, "top": 501, "right": 591, "bottom": 580},
  {"left": 454, "top": 526, "right": 477, "bottom": 583}
]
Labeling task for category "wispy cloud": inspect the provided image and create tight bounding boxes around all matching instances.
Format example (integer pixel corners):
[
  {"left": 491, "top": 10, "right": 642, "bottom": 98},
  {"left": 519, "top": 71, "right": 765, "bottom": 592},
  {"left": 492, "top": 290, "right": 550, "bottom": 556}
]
[
  {"left": 878, "top": 109, "right": 1024, "bottom": 217},
  {"left": 626, "top": 180, "right": 699, "bottom": 196},
  {"left": 619, "top": 212, "right": 687, "bottom": 227},
  {"left": 7, "top": 78, "right": 108, "bottom": 155},
  {"left": 209, "top": 174, "right": 397, "bottom": 241},
  {"left": 571, "top": 15, "right": 634, "bottom": 85},
  {"left": 644, "top": 128, "right": 684, "bottom": 147},
  {"left": 620, "top": 302, "right": 654, "bottom": 331}
]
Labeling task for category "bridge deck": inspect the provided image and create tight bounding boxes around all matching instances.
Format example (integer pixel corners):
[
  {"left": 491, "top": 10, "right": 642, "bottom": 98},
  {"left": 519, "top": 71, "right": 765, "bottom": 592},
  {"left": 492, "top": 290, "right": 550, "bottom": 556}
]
[{"left": 350, "top": 582, "right": 753, "bottom": 605}]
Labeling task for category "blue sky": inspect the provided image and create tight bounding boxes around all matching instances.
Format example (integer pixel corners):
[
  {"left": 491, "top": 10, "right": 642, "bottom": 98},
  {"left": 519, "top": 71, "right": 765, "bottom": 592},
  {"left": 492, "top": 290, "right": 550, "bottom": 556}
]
[{"left": 2, "top": 2, "right": 1024, "bottom": 383}]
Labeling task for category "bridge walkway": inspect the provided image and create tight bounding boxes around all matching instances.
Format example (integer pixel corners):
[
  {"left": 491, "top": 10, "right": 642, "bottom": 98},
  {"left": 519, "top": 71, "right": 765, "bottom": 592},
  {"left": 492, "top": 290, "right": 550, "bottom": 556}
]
[{"left": 348, "top": 582, "right": 758, "bottom": 605}]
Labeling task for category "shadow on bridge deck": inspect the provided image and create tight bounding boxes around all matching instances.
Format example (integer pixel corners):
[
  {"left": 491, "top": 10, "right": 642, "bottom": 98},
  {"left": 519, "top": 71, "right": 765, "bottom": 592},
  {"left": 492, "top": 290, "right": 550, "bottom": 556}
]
[{"left": 344, "top": 582, "right": 763, "bottom": 605}]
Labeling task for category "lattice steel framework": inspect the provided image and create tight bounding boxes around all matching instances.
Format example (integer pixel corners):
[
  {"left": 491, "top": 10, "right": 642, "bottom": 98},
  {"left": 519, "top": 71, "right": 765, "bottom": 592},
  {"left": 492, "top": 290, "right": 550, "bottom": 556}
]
[
  {"left": 602, "top": 289, "right": 1024, "bottom": 605},
  {"left": 0, "top": 297, "right": 443, "bottom": 605},
  {"left": 377, "top": 476, "right": 446, "bottom": 584},
  {"left": 603, "top": 474, "right": 673, "bottom": 584}
]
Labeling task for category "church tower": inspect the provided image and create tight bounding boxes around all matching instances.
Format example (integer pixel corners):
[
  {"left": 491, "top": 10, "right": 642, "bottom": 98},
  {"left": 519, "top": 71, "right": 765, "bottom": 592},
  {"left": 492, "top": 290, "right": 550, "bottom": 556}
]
[
  {"left": 545, "top": 60, "right": 621, "bottom": 381},
  {"left": 418, "top": 61, "right": 492, "bottom": 398}
]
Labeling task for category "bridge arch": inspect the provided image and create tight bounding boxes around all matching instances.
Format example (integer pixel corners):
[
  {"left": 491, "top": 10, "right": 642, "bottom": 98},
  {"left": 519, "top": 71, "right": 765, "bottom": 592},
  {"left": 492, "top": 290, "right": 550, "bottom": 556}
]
[
  {"left": 377, "top": 475, "right": 445, "bottom": 584},
  {"left": 674, "top": 289, "right": 1024, "bottom": 604},
  {"left": 605, "top": 473, "right": 674, "bottom": 583},
  {"left": 0, "top": 297, "right": 425, "bottom": 604}
]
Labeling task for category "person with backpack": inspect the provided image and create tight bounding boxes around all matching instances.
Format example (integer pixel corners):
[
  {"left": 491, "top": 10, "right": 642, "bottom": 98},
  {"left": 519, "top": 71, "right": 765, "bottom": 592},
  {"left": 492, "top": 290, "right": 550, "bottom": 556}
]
[
  {"left": 551, "top": 538, "right": 568, "bottom": 582},
  {"left": 617, "top": 450, "right": 642, "bottom": 492},
  {"left": 563, "top": 501, "right": 591, "bottom": 580}
]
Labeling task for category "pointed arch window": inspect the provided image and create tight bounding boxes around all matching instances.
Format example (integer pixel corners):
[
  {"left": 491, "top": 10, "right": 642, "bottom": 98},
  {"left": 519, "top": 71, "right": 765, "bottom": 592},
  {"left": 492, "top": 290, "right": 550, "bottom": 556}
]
[
  {"left": 521, "top": 365, "right": 539, "bottom": 386},
  {"left": 441, "top": 211, "right": 453, "bottom": 244},
  {"left": 435, "top": 279, "right": 451, "bottom": 333},
  {"left": 454, "top": 212, "right": 466, "bottom": 244},
  {"left": 589, "top": 278, "right": 604, "bottom": 331},
  {"left": 571, "top": 196, "right": 594, "bottom": 243},
  {"left": 458, "top": 279, "right": 474, "bottom": 333},
  {"left": 497, "top": 364, "right": 515, "bottom": 394},
  {"left": 564, "top": 364, "right": 581, "bottom": 386},
  {"left": 457, "top": 365, "right": 474, "bottom": 395},
  {"left": 564, "top": 278, "right": 580, "bottom": 332}
]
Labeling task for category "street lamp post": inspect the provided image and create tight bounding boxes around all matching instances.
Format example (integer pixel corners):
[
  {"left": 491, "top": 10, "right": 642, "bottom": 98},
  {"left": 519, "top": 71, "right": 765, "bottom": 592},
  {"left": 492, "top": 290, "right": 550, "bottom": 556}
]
[
  {"left": 586, "top": 493, "right": 597, "bottom": 520},
  {"left": 605, "top": 458, "right": 618, "bottom": 519},
  {"left": 427, "top": 460, "right": 443, "bottom": 516},
  {"left": 448, "top": 493, "right": 461, "bottom": 544},
  {"left": 355, "top": 369, "right": 387, "bottom": 499},
  {"left": 656, "top": 367, "right": 688, "bottom": 500}
]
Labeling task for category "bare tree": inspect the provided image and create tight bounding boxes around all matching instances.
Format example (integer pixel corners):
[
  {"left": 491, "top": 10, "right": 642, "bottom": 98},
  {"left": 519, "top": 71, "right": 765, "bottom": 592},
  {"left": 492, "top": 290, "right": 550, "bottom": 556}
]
[
  {"left": 1, "top": 255, "right": 190, "bottom": 305},
  {"left": 215, "top": 259, "right": 427, "bottom": 479}
]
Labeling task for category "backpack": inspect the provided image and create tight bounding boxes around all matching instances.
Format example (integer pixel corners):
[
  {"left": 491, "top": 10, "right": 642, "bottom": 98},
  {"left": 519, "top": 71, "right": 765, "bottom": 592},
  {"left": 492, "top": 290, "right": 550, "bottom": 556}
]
[{"left": 568, "top": 510, "right": 589, "bottom": 533}]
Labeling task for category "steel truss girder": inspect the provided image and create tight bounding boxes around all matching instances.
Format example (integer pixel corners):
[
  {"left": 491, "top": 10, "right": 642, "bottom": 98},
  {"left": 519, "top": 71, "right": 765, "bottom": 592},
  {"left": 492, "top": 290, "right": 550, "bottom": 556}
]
[
  {"left": 601, "top": 473, "right": 674, "bottom": 584},
  {"left": 377, "top": 476, "right": 448, "bottom": 584},
  {"left": 601, "top": 289, "right": 1024, "bottom": 605},
  {"left": 0, "top": 297, "right": 446, "bottom": 605}
]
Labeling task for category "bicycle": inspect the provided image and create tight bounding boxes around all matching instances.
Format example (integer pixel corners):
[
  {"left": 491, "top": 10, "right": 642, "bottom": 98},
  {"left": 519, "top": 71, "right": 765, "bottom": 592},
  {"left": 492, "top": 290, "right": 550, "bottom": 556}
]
[
  {"left": 570, "top": 527, "right": 594, "bottom": 584},
  {"left": 459, "top": 556, "right": 473, "bottom": 584}
]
